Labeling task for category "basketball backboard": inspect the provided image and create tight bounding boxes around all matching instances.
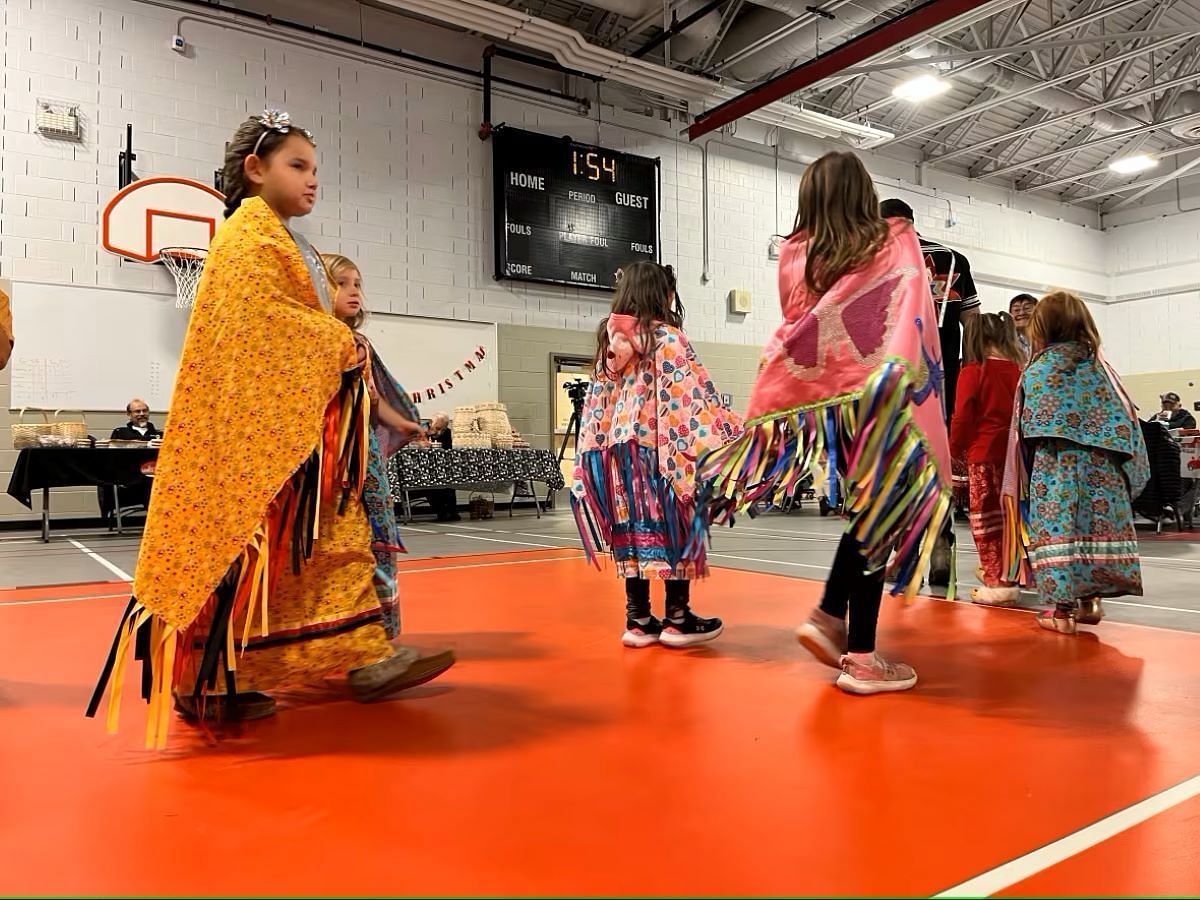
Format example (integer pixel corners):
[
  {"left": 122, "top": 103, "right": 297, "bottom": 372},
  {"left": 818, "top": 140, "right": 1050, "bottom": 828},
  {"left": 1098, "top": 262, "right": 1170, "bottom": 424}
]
[{"left": 102, "top": 176, "right": 225, "bottom": 262}]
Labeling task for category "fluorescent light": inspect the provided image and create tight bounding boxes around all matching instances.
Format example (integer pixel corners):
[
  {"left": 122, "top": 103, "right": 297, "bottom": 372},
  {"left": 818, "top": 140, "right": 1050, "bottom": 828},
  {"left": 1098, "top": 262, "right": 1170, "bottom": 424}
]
[
  {"left": 1107, "top": 154, "right": 1158, "bottom": 175},
  {"left": 892, "top": 74, "right": 951, "bottom": 103}
]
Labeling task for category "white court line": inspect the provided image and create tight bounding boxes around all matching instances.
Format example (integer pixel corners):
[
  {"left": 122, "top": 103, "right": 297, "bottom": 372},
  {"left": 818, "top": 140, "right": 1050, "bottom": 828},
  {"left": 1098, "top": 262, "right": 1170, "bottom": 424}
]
[
  {"left": 3, "top": 555, "right": 585, "bottom": 607},
  {"left": 934, "top": 772, "right": 1200, "bottom": 897},
  {"left": 0, "top": 592, "right": 130, "bottom": 608},
  {"left": 399, "top": 553, "right": 582, "bottom": 576},
  {"left": 1104, "top": 598, "right": 1200, "bottom": 615},
  {"left": 709, "top": 552, "right": 833, "bottom": 573},
  {"left": 68, "top": 539, "right": 133, "bottom": 582},
  {"left": 436, "top": 532, "right": 574, "bottom": 551},
  {"left": 708, "top": 556, "right": 1200, "bottom": 619}
]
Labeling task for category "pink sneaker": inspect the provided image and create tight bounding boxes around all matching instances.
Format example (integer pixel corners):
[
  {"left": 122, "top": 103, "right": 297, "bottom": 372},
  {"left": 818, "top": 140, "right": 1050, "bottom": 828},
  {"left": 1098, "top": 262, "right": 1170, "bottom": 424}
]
[
  {"left": 836, "top": 652, "right": 918, "bottom": 695},
  {"left": 796, "top": 609, "right": 847, "bottom": 668}
]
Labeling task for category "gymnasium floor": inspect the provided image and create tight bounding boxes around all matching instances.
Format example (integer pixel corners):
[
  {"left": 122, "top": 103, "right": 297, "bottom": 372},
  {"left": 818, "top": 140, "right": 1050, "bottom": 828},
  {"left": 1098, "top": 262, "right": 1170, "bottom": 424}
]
[{"left": 1, "top": 508, "right": 1198, "bottom": 895}]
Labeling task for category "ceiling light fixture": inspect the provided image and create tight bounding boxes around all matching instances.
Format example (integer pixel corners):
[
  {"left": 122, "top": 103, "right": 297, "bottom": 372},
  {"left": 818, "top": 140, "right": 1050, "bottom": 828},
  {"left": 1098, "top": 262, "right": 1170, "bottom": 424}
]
[
  {"left": 892, "top": 74, "right": 951, "bottom": 103},
  {"left": 1107, "top": 154, "right": 1158, "bottom": 175},
  {"left": 905, "top": 45, "right": 934, "bottom": 59}
]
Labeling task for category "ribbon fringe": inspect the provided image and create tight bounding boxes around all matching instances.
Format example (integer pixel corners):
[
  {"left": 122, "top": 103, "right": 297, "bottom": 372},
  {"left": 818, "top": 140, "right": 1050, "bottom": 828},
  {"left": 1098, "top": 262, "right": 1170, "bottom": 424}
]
[
  {"left": 698, "top": 361, "right": 952, "bottom": 600},
  {"left": 85, "top": 372, "right": 373, "bottom": 748},
  {"left": 571, "top": 441, "right": 709, "bottom": 579}
]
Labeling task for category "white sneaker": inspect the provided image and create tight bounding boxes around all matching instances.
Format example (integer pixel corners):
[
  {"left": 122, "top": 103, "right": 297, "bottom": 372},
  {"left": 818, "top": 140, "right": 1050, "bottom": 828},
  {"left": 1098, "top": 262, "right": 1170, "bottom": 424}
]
[
  {"left": 970, "top": 585, "right": 1020, "bottom": 606},
  {"left": 796, "top": 609, "right": 847, "bottom": 669},
  {"left": 836, "top": 652, "right": 918, "bottom": 695}
]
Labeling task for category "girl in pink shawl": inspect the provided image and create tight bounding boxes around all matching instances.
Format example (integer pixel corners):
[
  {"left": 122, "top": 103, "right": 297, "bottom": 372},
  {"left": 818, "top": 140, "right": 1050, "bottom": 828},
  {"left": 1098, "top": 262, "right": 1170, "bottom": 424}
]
[
  {"left": 573, "top": 262, "right": 742, "bottom": 648},
  {"left": 702, "top": 152, "right": 952, "bottom": 695}
]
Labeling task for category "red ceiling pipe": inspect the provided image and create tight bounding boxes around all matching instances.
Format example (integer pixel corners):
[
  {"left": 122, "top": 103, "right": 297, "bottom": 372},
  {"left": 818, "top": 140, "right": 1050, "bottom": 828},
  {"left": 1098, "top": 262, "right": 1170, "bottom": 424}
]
[{"left": 688, "top": 0, "right": 983, "bottom": 141}]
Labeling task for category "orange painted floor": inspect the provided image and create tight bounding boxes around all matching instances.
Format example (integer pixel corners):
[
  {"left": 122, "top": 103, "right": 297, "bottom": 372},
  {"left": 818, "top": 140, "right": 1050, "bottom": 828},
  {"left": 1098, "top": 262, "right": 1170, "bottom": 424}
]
[
  {"left": 2, "top": 548, "right": 1199, "bottom": 896},
  {"left": 998, "top": 793, "right": 1200, "bottom": 896}
]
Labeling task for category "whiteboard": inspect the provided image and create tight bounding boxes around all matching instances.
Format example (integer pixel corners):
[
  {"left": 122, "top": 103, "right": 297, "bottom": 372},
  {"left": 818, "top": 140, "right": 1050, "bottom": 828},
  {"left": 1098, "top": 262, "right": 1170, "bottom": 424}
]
[
  {"left": 9, "top": 282, "right": 188, "bottom": 411},
  {"left": 361, "top": 314, "right": 498, "bottom": 416},
  {"left": 8, "top": 282, "right": 499, "bottom": 417}
]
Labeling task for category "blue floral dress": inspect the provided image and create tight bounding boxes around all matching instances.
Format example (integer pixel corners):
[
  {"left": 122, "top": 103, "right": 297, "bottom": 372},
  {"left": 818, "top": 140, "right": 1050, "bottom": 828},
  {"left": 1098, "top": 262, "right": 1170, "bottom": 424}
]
[{"left": 1019, "top": 342, "right": 1150, "bottom": 604}]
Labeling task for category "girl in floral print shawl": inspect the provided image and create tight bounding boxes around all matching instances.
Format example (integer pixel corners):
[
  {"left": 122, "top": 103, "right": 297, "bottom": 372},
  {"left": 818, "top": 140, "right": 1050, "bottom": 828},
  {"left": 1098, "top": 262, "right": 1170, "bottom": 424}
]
[
  {"left": 572, "top": 261, "right": 743, "bottom": 649},
  {"left": 1001, "top": 291, "right": 1149, "bottom": 634}
]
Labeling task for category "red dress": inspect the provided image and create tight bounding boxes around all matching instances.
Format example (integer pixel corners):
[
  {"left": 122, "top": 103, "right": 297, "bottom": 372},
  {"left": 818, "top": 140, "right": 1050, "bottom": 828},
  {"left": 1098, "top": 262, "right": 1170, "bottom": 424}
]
[{"left": 950, "top": 358, "right": 1021, "bottom": 586}]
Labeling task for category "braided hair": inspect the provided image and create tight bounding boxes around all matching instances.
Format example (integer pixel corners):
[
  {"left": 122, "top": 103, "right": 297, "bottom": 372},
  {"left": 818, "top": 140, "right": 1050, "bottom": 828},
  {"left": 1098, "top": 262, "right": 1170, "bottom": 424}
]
[{"left": 219, "top": 116, "right": 315, "bottom": 219}]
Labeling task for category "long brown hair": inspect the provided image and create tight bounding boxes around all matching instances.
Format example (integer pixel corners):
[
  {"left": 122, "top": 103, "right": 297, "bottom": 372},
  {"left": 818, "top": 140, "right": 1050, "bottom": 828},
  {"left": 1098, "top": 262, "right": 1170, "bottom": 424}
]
[
  {"left": 595, "top": 261, "right": 681, "bottom": 377},
  {"left": 1027, "top": 290, "right": 1102, "bottom": 356},
  {"left": 220, "top": 116, "right": 315, "bottom": 219},
  {"left": 321, "top": 253, "right": 367, "bottom": 330},
  {"left": 964, "top": 311, "right": 1023, "bottom": 365},
  {"left": 790, "top": 151, "right": 890, "bottom": 296}
]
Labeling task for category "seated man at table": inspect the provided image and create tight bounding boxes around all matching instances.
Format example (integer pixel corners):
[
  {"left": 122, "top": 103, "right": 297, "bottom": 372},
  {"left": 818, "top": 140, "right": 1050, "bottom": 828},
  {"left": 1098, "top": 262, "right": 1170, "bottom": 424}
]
[
  {"left": 424, "top": 411, "right": 460, "bottom": 522},
  {"left": 111, "top": 399, "right": 162, "bottom": 442},
  {"left": 104, "top": 398, "right": 159, "bottom": 516}
]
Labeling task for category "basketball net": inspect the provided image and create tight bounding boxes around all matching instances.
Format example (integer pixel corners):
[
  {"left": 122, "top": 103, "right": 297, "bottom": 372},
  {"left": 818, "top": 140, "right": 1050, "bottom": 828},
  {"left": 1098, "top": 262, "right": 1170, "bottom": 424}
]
[{"left": 160, "top": 247, "right": 208, "bottom": 309}]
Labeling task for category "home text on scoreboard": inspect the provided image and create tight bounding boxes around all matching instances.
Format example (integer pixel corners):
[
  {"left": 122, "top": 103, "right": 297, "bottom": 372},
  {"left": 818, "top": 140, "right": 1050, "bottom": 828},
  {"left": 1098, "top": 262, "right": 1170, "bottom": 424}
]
[{"left": 492, "top": 127, "right": 660, "bottom": 292}]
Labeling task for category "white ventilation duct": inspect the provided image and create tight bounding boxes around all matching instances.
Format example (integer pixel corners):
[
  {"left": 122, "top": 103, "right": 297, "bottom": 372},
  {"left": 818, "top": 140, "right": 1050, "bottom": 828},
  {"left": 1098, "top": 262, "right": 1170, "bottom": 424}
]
[
  {"left": 382, "top": 0, "right": 895, "bottom": 147},
  {"left": 714, "top": 0, "right": 903, "bottom": 83},
  {"left": 583, "top": 0, "right": 725, "bottom": 60},
  {"left": 1168, "top": 90, "right": 1200, "bottom": 139},
  {"left": 953, "top": 64, "right": 1140, "bottom": 133}
]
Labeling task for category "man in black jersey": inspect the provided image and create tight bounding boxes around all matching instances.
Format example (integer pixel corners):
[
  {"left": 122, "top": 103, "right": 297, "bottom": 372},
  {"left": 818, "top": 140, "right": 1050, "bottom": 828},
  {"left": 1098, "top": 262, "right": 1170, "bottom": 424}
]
[{"left": 881, "top": 199, "right": 980, "bottom": 587}]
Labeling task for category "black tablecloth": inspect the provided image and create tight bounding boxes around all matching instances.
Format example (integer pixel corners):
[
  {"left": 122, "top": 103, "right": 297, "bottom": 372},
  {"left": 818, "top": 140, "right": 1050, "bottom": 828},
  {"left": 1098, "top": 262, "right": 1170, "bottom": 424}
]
[
  {"left": 6, "top": 447, "right": 159, "bottom": 508},
  {"left": 387, "top": 447, "right": 565, "bottom": 496}
]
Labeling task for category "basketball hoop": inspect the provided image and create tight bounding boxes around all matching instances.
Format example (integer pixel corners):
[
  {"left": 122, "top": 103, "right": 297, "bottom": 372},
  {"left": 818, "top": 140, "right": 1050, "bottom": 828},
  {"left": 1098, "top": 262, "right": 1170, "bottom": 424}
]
[{"left": 160, "top": 247, "right": 208, "bottom": 309}]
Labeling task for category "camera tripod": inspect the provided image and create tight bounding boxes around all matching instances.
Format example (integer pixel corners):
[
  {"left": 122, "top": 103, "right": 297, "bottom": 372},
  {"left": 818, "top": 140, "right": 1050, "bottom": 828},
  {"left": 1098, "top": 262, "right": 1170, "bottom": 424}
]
[{"left": 550, "top": 380, "right": 588, "bottom": 508}]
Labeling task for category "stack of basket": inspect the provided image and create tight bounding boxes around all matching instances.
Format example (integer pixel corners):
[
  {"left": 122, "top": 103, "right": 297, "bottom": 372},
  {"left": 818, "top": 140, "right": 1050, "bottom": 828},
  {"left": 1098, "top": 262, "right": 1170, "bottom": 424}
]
[
  {"left": 451, "top": 405, "right": 491, "bottom": 449},
  {"left": 511, "top": 430, "right": 530, "bottom": 449},
  {"left": 476, "top": 401, "right": 514, "bottom": 450}
]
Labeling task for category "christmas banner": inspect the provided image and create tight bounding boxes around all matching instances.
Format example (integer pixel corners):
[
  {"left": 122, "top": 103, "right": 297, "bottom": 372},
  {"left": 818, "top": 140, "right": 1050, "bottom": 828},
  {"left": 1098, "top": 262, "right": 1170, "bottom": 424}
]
[{"left": 410, "top": 346, "right": 488, "bottom": 404}]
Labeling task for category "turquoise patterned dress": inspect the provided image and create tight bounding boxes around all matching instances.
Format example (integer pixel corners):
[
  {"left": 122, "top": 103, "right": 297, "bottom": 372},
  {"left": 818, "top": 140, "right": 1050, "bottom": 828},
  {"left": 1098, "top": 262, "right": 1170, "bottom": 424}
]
[{"left": 1019, "top": 342, "right": 1150, "bottom": 604}]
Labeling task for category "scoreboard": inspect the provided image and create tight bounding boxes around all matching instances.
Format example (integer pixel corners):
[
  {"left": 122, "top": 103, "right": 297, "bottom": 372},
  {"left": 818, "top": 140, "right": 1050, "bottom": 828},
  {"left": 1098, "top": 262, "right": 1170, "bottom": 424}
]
[{"left": 491, "top": 127, "right": 660, "bottom": 291}]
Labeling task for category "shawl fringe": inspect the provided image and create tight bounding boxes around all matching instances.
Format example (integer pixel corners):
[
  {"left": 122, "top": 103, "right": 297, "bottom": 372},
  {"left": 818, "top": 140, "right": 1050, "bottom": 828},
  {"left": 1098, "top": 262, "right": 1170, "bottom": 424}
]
[
  {"left": 700, "top": 359, "right": 952, "bottom": 599},
  {"left": 85, "top": 372, "right": 371, "bottom": 749},
  {"left": 572, "top": 441, "right": 709, "bottom": 579}
]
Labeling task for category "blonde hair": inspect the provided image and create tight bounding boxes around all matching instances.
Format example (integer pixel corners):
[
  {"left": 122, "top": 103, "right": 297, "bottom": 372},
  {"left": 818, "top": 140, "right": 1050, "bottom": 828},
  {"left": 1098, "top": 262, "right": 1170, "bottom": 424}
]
[
  {"left": 321, "top": 253, "right": 366, "bottom": 330},
  {"left": 1027, "top": 290, "right": 1101, "bottom": 356},
  {"left": 964, "top": 311, "right": 1024, "bottom": 365},
  {"left": 790, "top": 151, "right": 891, "bottom": 296}
]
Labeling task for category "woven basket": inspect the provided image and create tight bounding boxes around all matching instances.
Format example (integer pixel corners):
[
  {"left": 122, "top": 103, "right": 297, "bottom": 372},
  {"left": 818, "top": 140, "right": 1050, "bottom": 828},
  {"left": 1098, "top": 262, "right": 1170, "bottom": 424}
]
[
  {"left": 51, "top": 409, "right": 88, "bottom": 443},
  {"left": 455, "top": 431, "right": 491, "bottom": 449},
  {"left": 11, "top": 408, "right": 52, "bottom": 449},
  {"left": 451, "top": 405, "right": 478, "bottom": 430},
  {"left": 468, "top": 493, "right": 494, "bottom": 520},
  {"left": 476, "top": 402, "right": 512, "bottom": 438}
]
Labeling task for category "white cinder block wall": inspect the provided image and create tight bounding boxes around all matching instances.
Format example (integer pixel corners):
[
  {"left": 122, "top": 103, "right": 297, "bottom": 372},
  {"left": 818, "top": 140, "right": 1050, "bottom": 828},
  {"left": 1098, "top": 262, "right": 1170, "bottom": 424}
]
[
  {"left": 2, "top": 0, "right": 1193, "bottom": 401},
  {"left": 1, "top": 0, "right": 1114, "bottom": 352}
]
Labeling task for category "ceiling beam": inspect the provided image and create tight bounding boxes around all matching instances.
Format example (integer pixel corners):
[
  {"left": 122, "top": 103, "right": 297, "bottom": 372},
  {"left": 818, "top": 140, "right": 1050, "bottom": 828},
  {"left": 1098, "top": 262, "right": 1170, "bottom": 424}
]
[
  {"left": 883, "top": 32, "right": 1189, "bottom": 147},
  {"left": 688, "top": 0, "right": 987, "bottom": 141},
  {"left": 1106, "top": 153, "right": 1200, "bottom": 207},
  {"left": 848, "top": 0, "right": 1154, "bottom": 122},
  {"left": 979, "top": 109, "right": 1200, "bottom": 179},
  {"left": 1017, "top": 139, "right": 1200, "bottom": 191},
  {"left": 695, "top": 0, "right": 744, "bottom": 70},
  {"left": 830, "top": 29, "right": 1196, "bottom": 76},
  {"left": 925, "top": 65, "right": 1200, "bottom": 165}
]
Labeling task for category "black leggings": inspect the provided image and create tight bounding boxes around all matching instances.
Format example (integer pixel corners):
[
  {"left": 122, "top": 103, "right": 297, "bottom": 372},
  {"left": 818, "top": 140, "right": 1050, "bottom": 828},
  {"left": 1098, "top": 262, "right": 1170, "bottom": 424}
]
[
  {"left": 820, "top": 533, "right": 885, "bottom": 653},
  {"left": 625, "top": 578, "right": 690, "bottom": 620}
]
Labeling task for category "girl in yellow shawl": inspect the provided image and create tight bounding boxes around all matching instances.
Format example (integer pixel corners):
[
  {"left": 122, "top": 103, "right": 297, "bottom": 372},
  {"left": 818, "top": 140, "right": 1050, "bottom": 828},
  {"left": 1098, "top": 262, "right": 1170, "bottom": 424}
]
[{"left": 87, "top": 111, "right": 453, "bottom": 747}]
